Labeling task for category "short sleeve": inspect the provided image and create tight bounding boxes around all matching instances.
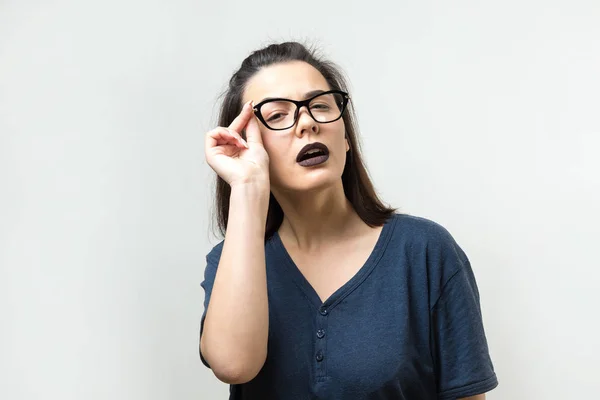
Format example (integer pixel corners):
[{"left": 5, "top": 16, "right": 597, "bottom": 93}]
[
  {"left": 199, "top": 241, "right": 224, "bottom": 369},
  {"left": 430, "top": 242, "right": 498, "bottom": 399}
]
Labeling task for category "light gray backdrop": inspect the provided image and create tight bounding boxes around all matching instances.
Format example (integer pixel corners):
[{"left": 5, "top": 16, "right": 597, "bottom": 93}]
[{"left": 1, "top": 0, "right": 599, "bottom": 399}]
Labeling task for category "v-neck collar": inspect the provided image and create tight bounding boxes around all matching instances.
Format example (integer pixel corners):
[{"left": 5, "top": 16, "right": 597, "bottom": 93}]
[{"left": 270, "top": 214, "right": 397, "bottom": 313}]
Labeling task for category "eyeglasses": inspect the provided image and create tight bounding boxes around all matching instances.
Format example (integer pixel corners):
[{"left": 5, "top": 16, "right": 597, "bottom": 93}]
[{"left": 252, "top": 90, "right": 350, "bottom": 131}]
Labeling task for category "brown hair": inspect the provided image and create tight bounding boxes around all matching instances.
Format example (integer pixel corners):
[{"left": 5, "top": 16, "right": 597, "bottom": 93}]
[{"left": 212, "top": 41, "right": 397, "bottom": 241}]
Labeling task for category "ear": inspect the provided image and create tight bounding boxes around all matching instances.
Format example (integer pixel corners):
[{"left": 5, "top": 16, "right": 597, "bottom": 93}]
[{"left": 345, "top": 135, "right": 350, "bottom": 152}]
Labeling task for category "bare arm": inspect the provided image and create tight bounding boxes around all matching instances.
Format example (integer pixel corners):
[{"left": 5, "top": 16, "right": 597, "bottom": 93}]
[
  {"left": 201, "top": 102, "right": 271, "bottom": 384},
  {"left": 200, "top": 183, "right": 270, "bottom": 384}
]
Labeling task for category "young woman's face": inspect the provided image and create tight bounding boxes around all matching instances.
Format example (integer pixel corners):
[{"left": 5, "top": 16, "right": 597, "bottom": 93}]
[{"left": 242, "top": 61, "right": 349, "bottom": 194}]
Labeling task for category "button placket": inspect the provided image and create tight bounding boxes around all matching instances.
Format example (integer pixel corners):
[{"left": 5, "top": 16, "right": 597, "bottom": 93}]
[
  {"left": 315, "top": 306, "right": 329, "bottom": 377},
  {"left": 315, "top": 350, "right": 324, "bottom": 362}
]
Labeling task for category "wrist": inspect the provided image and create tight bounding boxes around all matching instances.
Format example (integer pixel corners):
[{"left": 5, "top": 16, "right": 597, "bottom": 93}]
[
  {"left": 230, "top": 181, "right": 270, "bottom": 212},
  {"left": 230, "top": 178, "right": 270, "bottom": 194}
]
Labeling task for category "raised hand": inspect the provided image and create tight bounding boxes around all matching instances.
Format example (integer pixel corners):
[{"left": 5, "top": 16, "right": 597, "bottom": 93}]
[{"left": 205, "top": 101, "right": 270, "bottom": 188}]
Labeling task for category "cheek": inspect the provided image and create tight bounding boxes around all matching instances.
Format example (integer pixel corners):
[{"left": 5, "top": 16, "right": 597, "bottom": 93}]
[{"left": 262, "top": 136, "right": 289, "bottom": 175}]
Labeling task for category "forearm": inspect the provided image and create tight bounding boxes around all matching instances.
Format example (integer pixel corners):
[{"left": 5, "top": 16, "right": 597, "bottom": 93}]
[{"left": 201, "top": 183, "right": 270, "bottom": 383}]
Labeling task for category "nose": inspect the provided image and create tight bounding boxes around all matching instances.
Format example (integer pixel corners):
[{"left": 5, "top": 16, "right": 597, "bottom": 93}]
[{"left": 294, "top": 106, "right": 319, "bottom": 137}]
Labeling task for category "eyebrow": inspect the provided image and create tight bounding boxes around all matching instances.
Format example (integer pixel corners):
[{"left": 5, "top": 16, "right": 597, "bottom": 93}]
[{"left": 258, "top": 89, "right": 327, "bottom": 103}]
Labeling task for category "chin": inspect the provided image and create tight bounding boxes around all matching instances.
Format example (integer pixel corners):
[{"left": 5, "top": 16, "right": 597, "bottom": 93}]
[{"left": 278, "top": 168, "right": 343, "bottom": 193}]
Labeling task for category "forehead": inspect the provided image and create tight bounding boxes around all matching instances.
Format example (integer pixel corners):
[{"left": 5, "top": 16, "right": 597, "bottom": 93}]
[{"left": 243, "top": 61, "right": 331, "bottom": 103}]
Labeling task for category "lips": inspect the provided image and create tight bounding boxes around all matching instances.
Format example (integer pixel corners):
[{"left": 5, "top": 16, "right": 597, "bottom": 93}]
[{"left": 296, "top": 142, "right": 330, "bottom": 163}]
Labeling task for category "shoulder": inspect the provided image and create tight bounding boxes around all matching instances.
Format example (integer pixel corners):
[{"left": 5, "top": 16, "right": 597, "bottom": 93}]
[
  {"left": 389, "top": 213, "right": 470, "bottom": 294},
  {"left": 389, "top": 213, "right": 460, "bottom": 252}
]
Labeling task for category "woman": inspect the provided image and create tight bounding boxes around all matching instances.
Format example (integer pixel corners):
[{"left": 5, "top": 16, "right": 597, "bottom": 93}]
[{"left": 200, "top": 41, "right": 498, "bottom": 399}]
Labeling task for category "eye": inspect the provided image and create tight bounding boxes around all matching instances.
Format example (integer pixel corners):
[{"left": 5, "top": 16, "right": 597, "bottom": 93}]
[
  {"left": 266, "top": 112, "right": 288, "bottom": 122},
  {"left": 310, "top": 103, "right": 330, "bottom": 110}
]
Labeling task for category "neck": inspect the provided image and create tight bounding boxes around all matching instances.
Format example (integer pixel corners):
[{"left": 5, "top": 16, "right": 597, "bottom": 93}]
[{"left": 272, "top": 181, "right": 364, "bottom": 252}]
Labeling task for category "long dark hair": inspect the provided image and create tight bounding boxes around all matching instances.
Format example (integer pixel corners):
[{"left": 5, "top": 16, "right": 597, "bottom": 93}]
[{"left": 212, "top": 41, "right": 397, "bottom": 241}]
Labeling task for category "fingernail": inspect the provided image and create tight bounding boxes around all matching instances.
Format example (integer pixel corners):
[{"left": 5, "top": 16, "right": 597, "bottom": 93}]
[{"left": 238, "top": 137, "right": 249, "bottom": 148}]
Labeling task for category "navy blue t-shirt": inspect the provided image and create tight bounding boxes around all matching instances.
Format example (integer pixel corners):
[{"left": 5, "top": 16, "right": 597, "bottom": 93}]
[{"left": 200, "top": 214, "right": 498, "bottom": 399}]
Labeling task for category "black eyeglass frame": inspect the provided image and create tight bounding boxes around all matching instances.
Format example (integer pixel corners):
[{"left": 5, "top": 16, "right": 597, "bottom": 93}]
[{"left": 252, "top": 89, "right": 350, "bottom": 131}]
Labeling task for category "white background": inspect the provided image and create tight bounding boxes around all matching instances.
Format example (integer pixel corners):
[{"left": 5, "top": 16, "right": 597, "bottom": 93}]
[{"left": 1, "top": 0, "right": 599, "bottom": 399}]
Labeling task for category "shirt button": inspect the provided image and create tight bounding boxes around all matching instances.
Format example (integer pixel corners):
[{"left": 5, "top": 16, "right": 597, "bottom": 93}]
[
  {"left": 316, "top": 329, "right": 325, "bottom": 339},
  {"left": 316, "top": 351, "right": 324, "bottom": 362},
  {"left": 319, "top": 307, "right": 328, "bottom": 316}
]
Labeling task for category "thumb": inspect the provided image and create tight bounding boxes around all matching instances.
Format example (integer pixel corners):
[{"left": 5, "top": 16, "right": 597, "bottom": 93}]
[{"left": 244, "top": 111, "right": 264, "bottom": 145}]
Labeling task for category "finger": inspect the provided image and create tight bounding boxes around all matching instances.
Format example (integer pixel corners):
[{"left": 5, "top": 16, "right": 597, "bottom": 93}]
[
  {"left": 206, "top": 127, "right": 243, "bottom": 147},
  {"left": 206, "top": 127, "right": 248, "bottom": 150},
  {"left": 228, "top": 101, "right": 253, "bottom": 134},
  {"left": 217, "top": 127, "right": 248, "bottom": 148},
  {"left": 224, "top": 128, "right": 249, "bottom": 148},
  {"left": 244, "top": 107, "right": 263, "bottom": 145}
]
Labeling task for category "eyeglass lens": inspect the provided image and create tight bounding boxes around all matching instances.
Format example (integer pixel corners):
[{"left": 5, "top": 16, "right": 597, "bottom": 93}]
[{"left": 260, "top": 92, "right": 345, "bottom": 130}]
